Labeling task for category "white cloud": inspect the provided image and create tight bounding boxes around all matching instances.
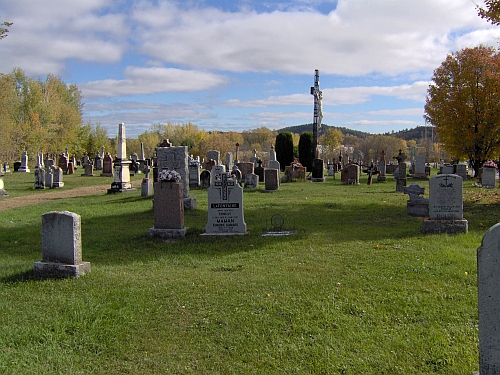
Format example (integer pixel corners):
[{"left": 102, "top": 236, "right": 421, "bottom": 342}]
[
  {"left": 131, "top": 0, "right": 492, "bottom": 76},
  {"left": 223, "top": 81, "right": 429, "bottom": 108},
  {"left": 80, "top": 67, "right": 229, "bottom": 97}
]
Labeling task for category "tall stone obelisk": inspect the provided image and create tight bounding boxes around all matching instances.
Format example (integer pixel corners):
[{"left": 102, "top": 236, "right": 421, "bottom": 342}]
[{"left": 108, "top": 123, "right": 136, "bottom": 193}]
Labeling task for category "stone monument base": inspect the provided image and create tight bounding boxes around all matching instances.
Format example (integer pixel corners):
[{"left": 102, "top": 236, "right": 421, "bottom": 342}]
[
  {"left": 100, "top": 173, "right": 113, "bottom": 177},
  {"left": 406, "top": 202, "right": 429, "bottom": 217},
  {"left": 18, "top": 167, "right": 30, "bottom": 173},
  {"left": 422, "top": 219, "right": 468, "bottom": 234},
  {"left": 184, "top": 197, "right": 197, "bottom": 210},
  {"left": 396, "top": 178, "right": 406, "bottom": 192},
  {"left": 108, "top": 182, "right": 136, "bottom": 194},
  {"left": 377, "top": 175, "right": 387, "bottom": 182},
  {"left": 412, "top": 173, "right": 428, "bottom": 179},
  {"left": 201, "top": 232, "right": 246, "bottom": 236},
  {"left": 147, "top": 228, "right": 186, "bottom": 240},
  {"left": 52, "top": 182, "right": 64, "bottom": 188},
  {"left": 34, "top": 261, "right": 90, "bottom": 278},
  {"left": 141, "top": 179, "right": 153, "bottom": 197}
]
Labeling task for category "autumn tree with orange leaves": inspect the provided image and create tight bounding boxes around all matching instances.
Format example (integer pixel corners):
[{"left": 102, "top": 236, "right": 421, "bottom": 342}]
[{"left": 424, "top": 46, "right": 500, "bottom": 177}]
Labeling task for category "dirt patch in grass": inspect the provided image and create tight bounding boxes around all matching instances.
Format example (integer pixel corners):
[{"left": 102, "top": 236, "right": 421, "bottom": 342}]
[{"left": 0, "top": 180, "right": 142, "bottom": 212}]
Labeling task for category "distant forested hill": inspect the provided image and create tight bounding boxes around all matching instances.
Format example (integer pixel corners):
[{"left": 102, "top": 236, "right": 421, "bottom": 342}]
[{"left": 278, "top": 124, "right": 370, "bottom": 139}]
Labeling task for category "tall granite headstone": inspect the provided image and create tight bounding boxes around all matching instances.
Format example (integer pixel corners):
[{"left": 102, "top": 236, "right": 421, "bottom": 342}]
[{"left": 203, "top": 165, "right": 246, "bottom": 235}]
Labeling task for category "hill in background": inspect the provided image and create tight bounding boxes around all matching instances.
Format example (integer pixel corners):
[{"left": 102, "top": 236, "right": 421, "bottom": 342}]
[{"left": 278, "top": 124, "right": 433, "bottom": 142}]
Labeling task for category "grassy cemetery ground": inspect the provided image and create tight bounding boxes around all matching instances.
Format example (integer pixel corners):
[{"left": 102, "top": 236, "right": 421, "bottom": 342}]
[{"left": 1, "top": 170, "right": 497, "bottom": 374}]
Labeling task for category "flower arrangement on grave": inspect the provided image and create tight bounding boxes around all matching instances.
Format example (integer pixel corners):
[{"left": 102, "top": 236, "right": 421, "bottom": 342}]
[
  {"left": 483, "top": 160, "right": 498, "bottom": 169},
  {"left": 158, "top": 169, "right": 181, "bottom": 182}
]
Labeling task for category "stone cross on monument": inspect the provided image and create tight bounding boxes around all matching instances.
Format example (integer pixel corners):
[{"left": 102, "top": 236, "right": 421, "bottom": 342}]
[
  {"left": 214, "top": 170, "right": 236, "bottom": 201},
  {"left": 310, "top": 69, "right": 323, "bottom": 152}
]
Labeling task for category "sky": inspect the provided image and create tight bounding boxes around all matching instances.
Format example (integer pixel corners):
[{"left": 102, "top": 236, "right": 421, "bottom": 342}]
[{"left": 1, "top": 0, "right": 499, "bottom": 138}]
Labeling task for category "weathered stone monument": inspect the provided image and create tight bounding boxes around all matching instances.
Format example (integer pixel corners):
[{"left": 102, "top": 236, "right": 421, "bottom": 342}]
[
  {"left": 156, "top": 145, "right": 196, "bottom": 210},
  {"left": 34, "top": 166, "right": 45, "bottom": 189},
  {"left": 347, "top": 164, "right": 360, "bottom": 185},
  {"left": 268, "top": 145, "right": 280, "bottom": 171},
  {"left": 203, "top": 165, "right": 246, "bottom": 235},
  {"left": 412, "top": 155, "right": 427, "bottom": 179},
  {"left": 18, "top": 151, "right": 30, "bottom": 173},
  {"left": 395, "top": 150, "right": 407, "bottom": 192},
  {"left": 206, "top": 150, "right": 220, "bottom": 166},
  {"left": 147, "top": 180, "right": 186, "bottom": 239},
  {"left": 404, "top": 183, "right": 429, "bottom": 217},
  {"left": 101, "top": 152, "right": 113, "bottom": 177},
  {"left": 478, "top": 223, "right": 500, "bottom": 374},
  {"left": 108, "top": 123, "right": 135, "bottom": 193},
  {"left": 377, "top": 151, "right": 387, "bottom": 182},
  {"left": 34, "top": 211, "right": 90, "bottom": 278},
  {"left": 264, "top": 168, "right": 280, "bottom": 191},
  {"left": 244, "top": 173, "right": 259, "bottom": 190},
  {"left": 482, "top": 166, "right": 497, "bottom": 188},
  {"left": 422, "top": 174, "right": 468, "bottom": 234}
]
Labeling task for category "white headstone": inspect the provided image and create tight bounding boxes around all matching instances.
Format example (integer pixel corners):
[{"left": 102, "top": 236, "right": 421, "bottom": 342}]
[{"left": 117, "top": 122, "right": 126, "bottom": 160}]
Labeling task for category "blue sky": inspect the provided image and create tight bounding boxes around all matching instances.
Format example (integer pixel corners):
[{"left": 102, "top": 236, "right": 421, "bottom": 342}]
[{"left": 1, "top": 0, "right": 499, "bottom": 138}]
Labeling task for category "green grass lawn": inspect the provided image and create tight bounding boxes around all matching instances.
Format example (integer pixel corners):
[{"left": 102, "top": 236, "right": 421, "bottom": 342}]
[{"left": 0, "top": 170, "right": 493, "bottom": 374}]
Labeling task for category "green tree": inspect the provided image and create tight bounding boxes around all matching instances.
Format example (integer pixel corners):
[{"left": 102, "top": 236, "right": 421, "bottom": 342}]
[
  {"left": 275, "top": 132, "right": 294, "bottom": 171},
  {"left": 424, "top": 46, "right": 500, "bottom": 177},
  {"left": 0, "top": 21, "right": 12, "bottom": 40},
  {"left": 298, "top": 132, "right": 314, "bottom": 171},
  {"left": 319, "top": 128, "right": 343, "bottom": 162}
]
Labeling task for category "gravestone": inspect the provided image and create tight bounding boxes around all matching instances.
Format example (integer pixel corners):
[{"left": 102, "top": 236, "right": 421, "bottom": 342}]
[
  {"left": 3, "top": 161, "right": 10, "bottom": 173},
  {"left": 396, "top": 162, "right": 407, "bottom": 192},
  {"left": 268, "top": 145, "right": 280, "bottom": 171},
  {"left": 207, "top": 150, "right": 220, "bottom": 166},
  {"left": 478, "top": 223, "right": 500, "bottom": 374},
  {"left": 83, "top": 163, "right": 94, "bottom": 177},
  {"left": 53, "top": 167, "right": 64, "bottom": 188},
  {"left": 254, "top": 159, "right": 265, "bottom": 182},
  {"left": 225, "top": 152, "right": 233, "bottom": 172},
  {"left": 147, "top": 181, "right": 186, "bottom": 239},
  {"left": 156, "top": 145, "right": 196, "bottom": 210},
  {"left": 0, "top": 172, "right": 7, "bottom": 196},
  {"left": 237, "top": 162, "right": 254, "bottom": 180},
  {"left": 244, "top": 173, "right": 259, "bottom": 190},
  {"left": 441, "top": 164, "right": 455, "bottom": 174},
  {"left": 347, "top": 164, "right": 360, "bottom": 185},
  {"left": 404, "top": 183, "right": 429, "bottom": 217},
  {"left": 94, "top": 154, "right": 103, "bottom": 170},
  {"left": 34, "top": 211, "right": 90, "bottom": 278},
  {"left": 58, "top": 153, "right": 69, "bottom": 173},
  {"left": 108, "top": 123, "right": 135, "bottom": 193},
  {"left": 203, "top": 165, "right": 246, "bottom": 235},
  {"left": 455, "top": 164, "right": 468, "bottom": 180},
  {"left": 482, "top": 167, "right": 496, "bottom": 188},
  {"left": 422, "top": 174, "right": 468, "bottom": 234},
  {"left": 264, "top": 168, "right": 279, "bottom": 191},
  {"left": 45, "top": 167, "right": 54, "bottom": 188},
  {"left": 413, "top": 155, "right": 427, "bottom": 179},
  {"left": 34, "top": 166, "right": 45, "bottom": 189},
  {"left": 200, "top": 170, "right": 211, "bottom": 188},
  {"left": 101, "top": 153, "right": 113, "bottom": 177},
  {"left": 249, "top": 149, "right": 258, "bottom": 165},
  {"left": 67, "top": 162, "right": 75, "bottom": 175},
  {"left": 377, "top": 151, "right": 387, "bottom": 182},
  {"left": 189, "top": 158, "right": 201, "bottom": 188},
  {"left": 141, "top": 167, "right": 153, "bottom": 197},
  {"left": 19, "top": 151, "right": 30, "bottom": 173}
]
